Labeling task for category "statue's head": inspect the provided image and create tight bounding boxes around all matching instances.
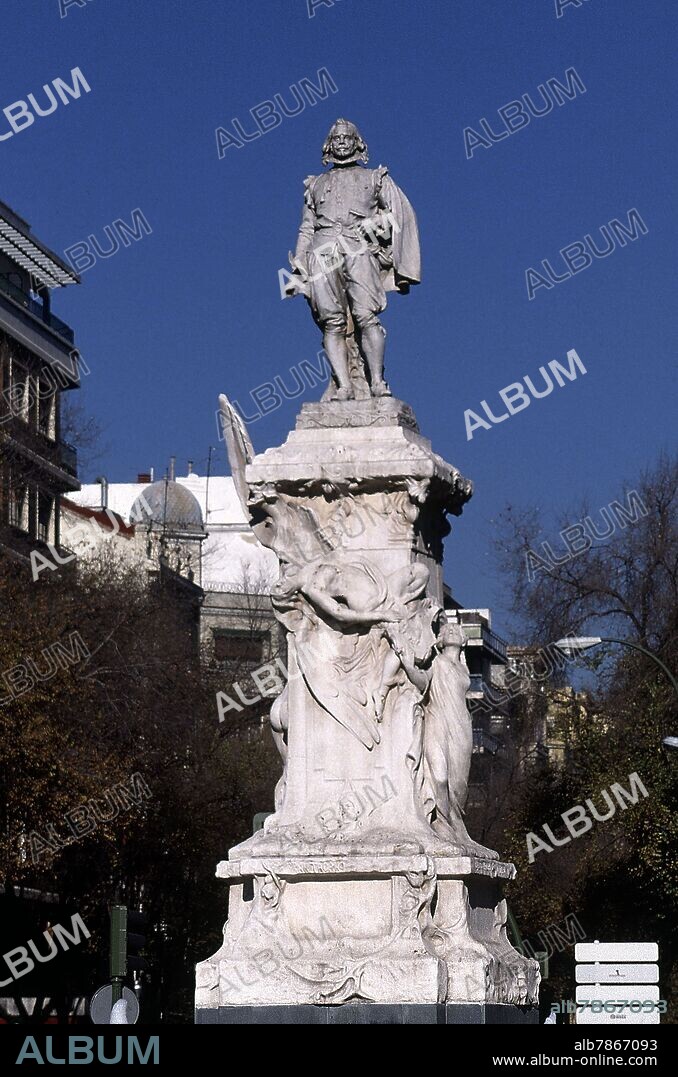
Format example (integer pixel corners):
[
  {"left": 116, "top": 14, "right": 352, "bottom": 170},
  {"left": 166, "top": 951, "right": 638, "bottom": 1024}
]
[
  {"left": 438, "top": 622, "right": 466, "bottom": 653},
  {"left": 322, "top": 119, "right": 369, "bottom": 166}
]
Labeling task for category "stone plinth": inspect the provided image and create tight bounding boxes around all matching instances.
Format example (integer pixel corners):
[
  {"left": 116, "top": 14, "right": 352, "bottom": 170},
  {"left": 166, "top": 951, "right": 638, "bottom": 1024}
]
[{"left": 195, "top": 853, "right": 538, "bottom": 1014}]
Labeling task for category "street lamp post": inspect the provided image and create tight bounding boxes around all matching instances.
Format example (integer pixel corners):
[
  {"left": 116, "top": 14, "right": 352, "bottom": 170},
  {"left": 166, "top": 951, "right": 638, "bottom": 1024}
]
[{"left": 553, "top": 635, "right": 677, "bottom": 748}]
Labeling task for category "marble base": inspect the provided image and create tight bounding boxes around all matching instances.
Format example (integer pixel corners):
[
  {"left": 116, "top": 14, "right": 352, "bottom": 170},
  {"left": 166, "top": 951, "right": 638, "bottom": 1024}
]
[
  {"left": 195, "top": 853, "right": 540, "bottom": 1014},
  {"left": 296, "top": 397, "right": 420, "bottom": 432}
]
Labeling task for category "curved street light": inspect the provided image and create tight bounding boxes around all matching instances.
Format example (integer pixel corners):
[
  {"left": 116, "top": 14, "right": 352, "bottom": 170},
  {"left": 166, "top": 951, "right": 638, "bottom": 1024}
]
[{"left": 553, "top": 635, "right": 677, "bottom": 748}]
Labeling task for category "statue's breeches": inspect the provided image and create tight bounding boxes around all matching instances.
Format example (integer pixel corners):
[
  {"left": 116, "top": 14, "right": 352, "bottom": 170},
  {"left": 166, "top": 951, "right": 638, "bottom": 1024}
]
[{"left": 306, "top": 242, "right": 386, "bottom": 332}]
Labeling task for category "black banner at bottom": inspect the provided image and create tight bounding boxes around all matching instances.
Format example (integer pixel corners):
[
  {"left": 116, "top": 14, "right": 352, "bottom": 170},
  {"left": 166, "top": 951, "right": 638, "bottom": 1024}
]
[{"left": 0, "top": 1022, "right": 674, "bottom": 1067}]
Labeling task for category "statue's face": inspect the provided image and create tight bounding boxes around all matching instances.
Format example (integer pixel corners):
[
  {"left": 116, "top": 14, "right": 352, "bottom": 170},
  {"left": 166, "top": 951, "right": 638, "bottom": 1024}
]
[
  {"left": 330, "top": 125, "right": 357, "bottom": 160},
  {"left": 440, "top": 626, "right": 464, "bottom": 655}
]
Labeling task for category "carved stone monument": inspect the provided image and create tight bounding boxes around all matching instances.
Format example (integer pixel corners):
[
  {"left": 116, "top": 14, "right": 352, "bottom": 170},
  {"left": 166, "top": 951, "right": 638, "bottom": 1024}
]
[{"left": 195, "top": 121, "right": 539, "bottom": 1024}]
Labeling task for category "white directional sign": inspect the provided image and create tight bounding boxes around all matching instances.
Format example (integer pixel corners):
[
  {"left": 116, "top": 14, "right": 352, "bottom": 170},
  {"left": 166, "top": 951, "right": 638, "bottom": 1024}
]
[
  {"left": 576, "top": 963, "right": 659, "bottom": 984},
  {"left": 576, "top": 985, "right": 660, "bottom": 1025},
  {"left": 574, "top": 941, "right": 661, "bottom": 1024},
  {"left": 575, "top": 942, "right": 658, "bottom": 963}
]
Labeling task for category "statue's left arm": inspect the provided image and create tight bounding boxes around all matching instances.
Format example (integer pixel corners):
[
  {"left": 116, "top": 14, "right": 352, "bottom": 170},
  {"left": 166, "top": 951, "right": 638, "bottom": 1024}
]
[
  {"left": 304, "top": 584, "right": 396, "bottom": 627},
  {"left": 375, "top": 166, "right": 421, "bottom": 293}
]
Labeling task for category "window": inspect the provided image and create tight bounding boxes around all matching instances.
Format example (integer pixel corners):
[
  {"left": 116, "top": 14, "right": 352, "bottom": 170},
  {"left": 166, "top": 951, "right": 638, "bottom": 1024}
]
[
  {"left": 9, "top": 479, "right": 27, "bottom": 530},
  {"left": 38, "top": 380, "right": 55, "bottom": 437},
  {"left": 0, "top": 463, "right": 8, "bottom": 526},
  {"left": 38, "top": 492, "right": 53, "bottom": 543},
  {"left": 0, "top": 271, "right": 25, "bottom": 301},
  {"left": 212, "top": 630, "right": 267, "bottom": 666},
  {"left": 9, "top": 361, "right": 29, "bottom": 422},
  {"left": 0, "top": 351, "right": 7, "bottom": 419},
  {"left": 28, "top": 485, "right": 37, "bottom": 539},
  {"left": 29, "top": 373, "right": 39, "bottom": 429}
]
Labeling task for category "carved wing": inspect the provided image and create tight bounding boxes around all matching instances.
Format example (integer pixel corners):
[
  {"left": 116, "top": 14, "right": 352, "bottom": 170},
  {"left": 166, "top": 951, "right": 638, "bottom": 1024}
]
[
  {"left": 294, "top": 631, "right": 382, "bottom": 750},
  {"left": 218, "top": 393, "right": 254, "bottom": 516}
]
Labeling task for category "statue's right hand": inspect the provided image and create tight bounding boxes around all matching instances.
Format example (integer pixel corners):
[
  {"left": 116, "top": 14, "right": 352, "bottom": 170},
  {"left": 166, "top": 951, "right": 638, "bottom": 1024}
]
[
  {"left": 374, "top": 608, "right": 399, "bottom": 622},
  {"left": 284, "top": 274, "right": 309, "bottom": 298}
]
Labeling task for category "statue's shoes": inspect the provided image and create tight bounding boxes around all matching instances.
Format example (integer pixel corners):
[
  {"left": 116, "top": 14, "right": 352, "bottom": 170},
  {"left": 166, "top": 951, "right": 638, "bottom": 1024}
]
[
  {"left": 372, "top": 381, "right": 392, "bottom": 398},
  {"left": 332, "top": 387, "right": 353, "bottom": 401}
]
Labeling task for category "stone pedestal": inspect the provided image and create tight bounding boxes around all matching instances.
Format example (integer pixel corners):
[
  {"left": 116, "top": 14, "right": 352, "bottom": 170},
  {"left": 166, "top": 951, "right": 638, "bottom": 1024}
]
[
  {"left": 196, "top": 399, "right": 539, "bottom": 1023},
  {"left": 195, "top": 853, "right": 538, "bottom": 1016},
  {"left": 244, "top": 397, "right": 471, "bottom": 607}
]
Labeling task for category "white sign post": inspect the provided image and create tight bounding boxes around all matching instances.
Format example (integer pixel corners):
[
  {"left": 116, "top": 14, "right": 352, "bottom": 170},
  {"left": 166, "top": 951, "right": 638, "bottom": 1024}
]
[{"left": 574, "top": 942, "right": 660, "bottom": 1025}]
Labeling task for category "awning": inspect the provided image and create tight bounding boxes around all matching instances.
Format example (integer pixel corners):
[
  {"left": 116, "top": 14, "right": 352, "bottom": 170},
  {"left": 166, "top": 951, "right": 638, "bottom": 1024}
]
[{"left": 0, "top": 203, "right": 80, "bottom": 289}]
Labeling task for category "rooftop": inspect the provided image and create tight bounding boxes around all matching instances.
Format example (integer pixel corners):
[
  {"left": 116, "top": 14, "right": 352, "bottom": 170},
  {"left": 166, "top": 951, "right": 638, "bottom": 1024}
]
[{"left": 71, "top": 474, "right": 278, "bottom": 593}]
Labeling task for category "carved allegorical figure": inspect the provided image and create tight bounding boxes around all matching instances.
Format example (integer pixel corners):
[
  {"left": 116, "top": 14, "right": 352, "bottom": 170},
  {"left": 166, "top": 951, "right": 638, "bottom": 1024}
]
[
  {"left": 373, "top": 563, "right": 439, "bottom": 721},
  {"left": 272, "top": 556, "right": 399, "bottom": 750},
  {"left": 284, "top": 118, "right": 420, "bottom": 400},
  {"left": 269, "top": 546, "right": 483, "bottom": 852},
  {"left": 423, "top": 623, "right": 472, "bottom": 830},
  {"left": 217, "top": 400, "right": 482, "bottom": 852},
  {"left": 422, "top": 623, "right": 498, "bottom": 858}
]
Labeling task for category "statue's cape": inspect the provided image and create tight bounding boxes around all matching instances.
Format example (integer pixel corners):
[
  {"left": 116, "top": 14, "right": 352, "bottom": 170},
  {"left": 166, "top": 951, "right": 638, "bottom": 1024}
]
[{"left": 379, "top": 170, "right": 421, "bottom": 291}]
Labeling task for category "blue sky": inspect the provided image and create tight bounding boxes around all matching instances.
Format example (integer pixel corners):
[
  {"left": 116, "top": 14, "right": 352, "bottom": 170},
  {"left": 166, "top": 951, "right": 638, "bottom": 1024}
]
[{"left": 3, "top": 0, "right": 675, "bottom": 633}]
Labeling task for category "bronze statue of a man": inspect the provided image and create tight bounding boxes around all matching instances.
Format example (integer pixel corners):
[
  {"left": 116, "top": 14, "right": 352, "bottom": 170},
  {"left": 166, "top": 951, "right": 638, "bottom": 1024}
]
[{"left": 285, "top": 119, "right": 420, "bottom": 400}]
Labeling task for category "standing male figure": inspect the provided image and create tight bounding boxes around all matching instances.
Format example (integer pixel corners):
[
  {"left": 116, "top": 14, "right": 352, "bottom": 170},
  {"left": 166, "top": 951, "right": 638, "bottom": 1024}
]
[{"left": 285, "top": 119, "right": 420, "bottom": 400}]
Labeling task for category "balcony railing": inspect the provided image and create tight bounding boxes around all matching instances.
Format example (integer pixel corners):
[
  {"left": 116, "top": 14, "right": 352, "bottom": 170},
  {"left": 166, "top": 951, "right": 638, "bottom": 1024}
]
[
  {"left": 484, "top": 626, "right": 507, "bottom": 661},
  {"left": 0, "top": 416, "right": 79, "bottom": 487},
  {"left": 467, "top": 674, "right": 511, "bottom": 716},
  {"left": 58, "top": 440, "right": 78, "bottom": 476},
  {"left": 0, "top": 274, "right": 75, "bottom": 345},
  {"left": 463, "top": 622, "right": 507, "bottom": 662}
]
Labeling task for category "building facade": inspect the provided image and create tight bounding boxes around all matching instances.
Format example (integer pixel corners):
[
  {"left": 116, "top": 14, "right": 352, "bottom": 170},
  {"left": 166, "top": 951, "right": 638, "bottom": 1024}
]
[
  {"left": 0, "top": 200, "right": 82, "bottom": 566},
  {"left": 70, "top": 469, "right": 282, "bottom": 681},
  {"left": 443, "top": 595, "right": 511, "bottom": 757}
]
